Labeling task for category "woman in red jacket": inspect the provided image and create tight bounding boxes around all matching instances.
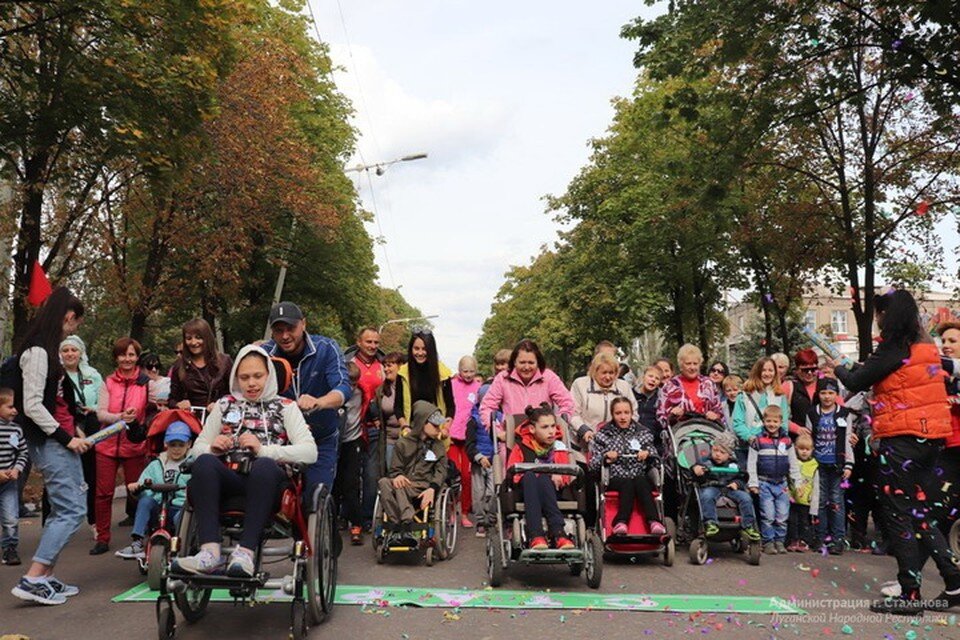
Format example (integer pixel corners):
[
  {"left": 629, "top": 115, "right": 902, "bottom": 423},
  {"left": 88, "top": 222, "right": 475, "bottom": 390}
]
[
  {"left": 91, "top": 338, "right": 150, "bottom": 555},
  {"left": 834, "top": 290, "right": 960, "bottom": 615}
]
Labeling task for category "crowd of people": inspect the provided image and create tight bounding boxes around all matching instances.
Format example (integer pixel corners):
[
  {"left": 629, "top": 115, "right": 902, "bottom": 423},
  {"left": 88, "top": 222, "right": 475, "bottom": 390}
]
[{"left": 1, "top": 287, "right": 959, "bottom": 617}]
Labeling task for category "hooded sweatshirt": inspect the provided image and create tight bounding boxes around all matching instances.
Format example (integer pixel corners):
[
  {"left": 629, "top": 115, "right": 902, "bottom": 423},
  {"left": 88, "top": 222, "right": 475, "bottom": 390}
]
[
  {"left": 388, "top": 400, "right": 448, "bottom": 491},
  {"left": 505, "top": 419, "right": 572, "bottom": 486},
  {"left": 135, "top": 450, "right": 191, "bottom": 508},
  {"left": 191, "top": 345, "right": 317, "bottom": 464}
]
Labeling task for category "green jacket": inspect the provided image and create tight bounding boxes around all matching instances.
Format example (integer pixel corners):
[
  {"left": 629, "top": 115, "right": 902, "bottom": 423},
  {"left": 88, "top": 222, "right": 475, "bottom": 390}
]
[
  {"left": 136, "top": 452, "right": 190, "bottom": 508},
  {"left": 389, "top": 401, "right": 447, "bottom": 491}
]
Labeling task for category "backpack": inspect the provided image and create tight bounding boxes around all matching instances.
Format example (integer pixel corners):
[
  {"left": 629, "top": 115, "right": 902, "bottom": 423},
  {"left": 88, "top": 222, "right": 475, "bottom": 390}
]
[{"left": 0, "top": 355, "right": 24, "bottom": 421}]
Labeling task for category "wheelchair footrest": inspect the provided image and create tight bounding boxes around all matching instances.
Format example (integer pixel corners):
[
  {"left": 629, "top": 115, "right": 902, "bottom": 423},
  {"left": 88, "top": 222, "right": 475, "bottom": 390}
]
[
  {"left": 167, "top": 570, "right": 269, "bottom": 589},
  {"left": 606, "top": 533, "right": 667, "bottom": 545},
  {"left": 518, "top": 548, "right": 584, "bottom": 563}
]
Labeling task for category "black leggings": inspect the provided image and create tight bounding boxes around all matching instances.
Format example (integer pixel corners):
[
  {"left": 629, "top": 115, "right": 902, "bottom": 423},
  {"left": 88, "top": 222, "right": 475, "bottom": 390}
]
[
  {"left": 334, "top": 438, "right": 363, "bottom": 526},
  {"left": 519, "top": 474, "right": 565, "bottom": 538},
  {"left": 608, "top": 476, "right": 659, "bottom": 525},
  {"left": 189, "top": 454, "right": 285, "bottom": 550}
]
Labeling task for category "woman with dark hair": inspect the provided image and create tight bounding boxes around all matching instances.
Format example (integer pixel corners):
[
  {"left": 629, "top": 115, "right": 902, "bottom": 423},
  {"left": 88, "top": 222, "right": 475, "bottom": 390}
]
[
  {"left": 833, "top": 289, "right": 960, "bottom": 615},
  {"left": 91, "top": 337, "right": 150, "bottom": 555},
  {"left": 479, "top": 339, "right": 574, "bottom": 428},
  {"left": 10, "top": 288, "right": 90, "bottom": 606},
  {"left": 377, "top": 352, "right": 406, "bottom": 470},
  {"left": 169, "top": 318, "right": 232, "bottom": 414},
  {"left": 139, "top": 352, "right": 170, "bottom": 410},
  {"left": 395, "top": 330, "right": 454, "bottom": 426},
  {"left": 706, "top": 360, "right": 729, "bottom": 394}
]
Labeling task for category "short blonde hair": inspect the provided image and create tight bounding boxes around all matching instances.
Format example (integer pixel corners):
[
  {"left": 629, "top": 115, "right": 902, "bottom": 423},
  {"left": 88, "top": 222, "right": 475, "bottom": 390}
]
[
  {"left": 762, "top": 405, "right": 783, "bottom": 421},
  {"left": 722, "top": 375, "right": 743, "bottom": 392},
  {"left": 771, "top": 352, "right": 789, "bottom": 369},
  {"left": 676, "top": 343, "right": 703, "bottom": 365},
  {"left": 493, "top": 349, "right": 512, "bottom": 365},
  {"left": 589, "top": 352, "right": 619, "bottom": 379},
  {"left": 458, "top": 355, "right": 478, "bottom": 370}
]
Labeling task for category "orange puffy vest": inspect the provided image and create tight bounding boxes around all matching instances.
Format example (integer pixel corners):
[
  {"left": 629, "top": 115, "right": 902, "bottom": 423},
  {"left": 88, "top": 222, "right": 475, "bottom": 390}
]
[{"left": 872, "top": 343, "right": 951, "bottom": 440}]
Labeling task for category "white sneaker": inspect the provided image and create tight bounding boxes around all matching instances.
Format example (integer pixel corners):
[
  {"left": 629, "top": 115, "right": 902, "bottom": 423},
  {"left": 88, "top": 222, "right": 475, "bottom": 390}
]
[
  {"left": 880, "top": 580, "right": 902, "bottom": 598},
  {"left": 226, "top": 548, "right": 255, "bottom": 578},
  {"left": 172, "top": 550, "right": 220, "bottom": 575},
  {"left": 115, "top": 539, "right": 145, "bottom": 560},
  {"left": 11, "top": 577, "right": 67, "bottom": 605},
  {"left": 47, "top": 576, "right": 80, "bottom": 597}
]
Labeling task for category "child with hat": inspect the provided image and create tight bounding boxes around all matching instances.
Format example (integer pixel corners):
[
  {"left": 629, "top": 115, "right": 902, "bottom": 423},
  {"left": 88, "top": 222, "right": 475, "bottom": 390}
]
[
  {"left": 115, "top": 421, "right": 192, "bottom": 559},
  {"left": 804, "top": 377, "right": 854, "bottom": 555},
  {"left": 691, "top": 430, "right": 761, "bottom": 541}
]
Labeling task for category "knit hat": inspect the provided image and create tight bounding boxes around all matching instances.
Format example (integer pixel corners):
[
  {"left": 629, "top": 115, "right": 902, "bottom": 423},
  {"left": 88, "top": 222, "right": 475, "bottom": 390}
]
[
  {"left": 817, "top": 377, "right": 840, "bottom": 393},
  {"left": 713, "top": 431, "right": 736, "bottom": 455}
]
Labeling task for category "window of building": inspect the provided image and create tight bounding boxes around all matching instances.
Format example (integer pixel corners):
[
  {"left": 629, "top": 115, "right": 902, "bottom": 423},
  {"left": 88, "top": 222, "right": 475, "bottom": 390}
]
[
  {"left": 804, "top": 310, "right": 816, "bottom": 332},
  {"left": 831, "top": 310, "right": 848, "bottom": 335}
]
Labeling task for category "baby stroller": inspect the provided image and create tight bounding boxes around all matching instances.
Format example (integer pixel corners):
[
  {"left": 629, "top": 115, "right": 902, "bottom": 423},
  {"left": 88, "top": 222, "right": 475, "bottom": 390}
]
[
  {"left": 664, "top": 418, "right": 761, "bottom": 566},
  {"left": 485, "top": 414, "right": 602, "bottom": 588},
  {"left": 596, "top": 460, "right": 674, "bottom": 565}
]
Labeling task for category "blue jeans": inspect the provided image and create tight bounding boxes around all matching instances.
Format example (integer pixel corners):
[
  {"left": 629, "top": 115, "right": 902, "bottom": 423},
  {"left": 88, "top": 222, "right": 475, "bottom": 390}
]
[
  {"left": 132, "top": 495, "right": 182, "bottom": 539},
  {"left": 817, "top": 466, "right": 846, "bottom": 544},
  {"left": 0, "top": 479, "right": 19, "bottom": 548},
  {"left": 699, "top": 486, "right": 756, "bottom": 528},
  {"left": 758, "top": 480, "right": 789, "bottom": 543},
  {"left": 305, "top": 427, "right": 340, "bottom": 495},
  {"left": 29, "top": 439, "right": 87, "bottom": 566}
]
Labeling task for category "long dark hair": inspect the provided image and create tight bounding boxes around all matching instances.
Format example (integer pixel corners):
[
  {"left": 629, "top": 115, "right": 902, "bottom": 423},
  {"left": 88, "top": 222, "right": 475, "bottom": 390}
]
[
  {"left": 17, "top": 287, "right": 85, "bottom": 377},
  {"left": 178, "top": 318, "right": 221, "bottom": 380},
  {"left": 407, "top": 331, "right": 441, "bottom": 403},
  {"left": 875, "top": 289, "right": 923, "bottom": 348}
]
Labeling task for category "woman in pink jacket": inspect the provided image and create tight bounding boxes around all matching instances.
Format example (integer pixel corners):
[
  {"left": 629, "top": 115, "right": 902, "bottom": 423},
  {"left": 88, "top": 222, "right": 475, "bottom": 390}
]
[
  {"left": 479, "top": 339, "right": 575, "bottom": 437},
  {"left": 91, "top": 338, "right": 150, "bottom": 555}
]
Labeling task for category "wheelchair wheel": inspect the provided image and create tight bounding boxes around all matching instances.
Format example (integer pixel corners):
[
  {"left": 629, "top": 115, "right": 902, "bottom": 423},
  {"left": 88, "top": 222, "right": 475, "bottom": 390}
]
[
  {"left": 747, "top": 541, "right": 762, "bottom": 566},
  {"left": 950, "top": 520, "right": 960, "bottom": 557},
  {"left": 157, "top": 599, "right": 176, "bottom": 640},
  {"left": 689, "top": 538, "right": 708, "bottom": 565},
  {"left": 147, "top": 539, "right": 169, "bottom": 591},
  {"left": 291, "top": 599, "right": 308, "bottom": 640},
  {"left": 663, "top": 517, "right": 676, "bottom": 567},
  {"left": 437, "top": 486, "right": 459, "bottom": 560},
  {"left": 425, "top": 547, "right": 434, "bottom": 566},
  {"left": 584, "top": 531, "right": 603, "bottom": 589},
  {"left": 487, "top": 529, "right": 505, "bottom": 587},
  {"left": 372, "top": 495, "right": 386, "bottom": 563},
  {"left": 306, "top": 489, "right": 337, "bottom": 626},
  {"left": 172, "top": 508, "right": 211, "bottom": 623}
]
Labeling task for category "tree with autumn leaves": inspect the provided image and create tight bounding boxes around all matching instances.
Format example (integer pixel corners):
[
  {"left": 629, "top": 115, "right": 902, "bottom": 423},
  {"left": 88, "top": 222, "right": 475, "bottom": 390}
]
[
  {"left": 477, "top": 0, "right": 960, "bottom": 370},
  {"left": 1, "top": 1, "right": 422, "bottom": 362}
]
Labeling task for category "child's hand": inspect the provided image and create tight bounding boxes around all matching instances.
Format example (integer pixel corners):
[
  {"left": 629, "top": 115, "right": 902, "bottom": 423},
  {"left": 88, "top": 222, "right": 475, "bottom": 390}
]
[
  {"left": 392, "top": 475, "right": 412, "bottom": 490},
  {"left": 748, "top": 436, "right": 758, "bottom": 447},
  {"left": 418, "top": 487, "right": 435, "bottom": 508},
  {"left": 692, "top": 465, "right": 705, "bottom": 476},
  {"left": 551, "top": 474, "right": 564, "bottom": 490},
  {"left": 749, "top": 486, "right": 759, "bottom": 495},
  {"left": 727, "top": 482, "right": 738, "bottom": 490},
  {"left": 479, "top": 456, "right": 491, "bottom": 469},
  {"left": 7, "top": 469, "right": 19, "bottom": 481},
  {"left": 605, "top": 451, "right": 619, "bottom": 463},
  {"left": 849, "top": 433, "right": 859, "bottom": 446},
  {"left": 210, "top": 434, "right": 233, "bottom": 454},
  {"left": 842, "top": 468, "right": 852, "bottom": 480},
  {"left": 637, "top": 450, "right": 649, "bottom": 462},
  {"left": 0, "top": 470, "right": 9, "bottom": 482},
  {"left": 238, "top": 432, "right": 262, "bottom": 455},
  {"left": 127, "top": 482, "right": 139, "bottom": 493}
]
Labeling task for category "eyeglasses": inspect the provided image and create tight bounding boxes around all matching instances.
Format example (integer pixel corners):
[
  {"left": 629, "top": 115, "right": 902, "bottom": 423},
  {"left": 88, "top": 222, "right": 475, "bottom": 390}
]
[{"left": 709, "top": 368, "right": 725, "bottom": 374}]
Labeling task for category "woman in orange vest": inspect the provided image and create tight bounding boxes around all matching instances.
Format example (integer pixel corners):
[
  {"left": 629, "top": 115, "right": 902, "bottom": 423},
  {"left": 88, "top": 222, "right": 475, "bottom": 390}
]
[{"left": 833, "top": 289, "right": 960, "bottom": 616}]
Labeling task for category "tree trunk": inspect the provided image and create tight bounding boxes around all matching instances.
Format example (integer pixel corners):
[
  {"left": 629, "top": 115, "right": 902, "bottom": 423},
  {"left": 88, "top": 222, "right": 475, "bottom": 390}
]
[
  {"left": 671, "top": 285, "right": 685, "bottom": 347},
  {"left": 693, "top": 272, "right": 709, "bottom": 361},
  {"left": 11, "top": 151, "right": 49, "bottom": 349},
  {"left": 776, "top": 305, "right": 790, "bottom": 355}
]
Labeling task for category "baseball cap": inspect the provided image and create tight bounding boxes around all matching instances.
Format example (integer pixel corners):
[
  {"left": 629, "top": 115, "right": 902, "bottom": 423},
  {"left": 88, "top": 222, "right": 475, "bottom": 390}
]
[
  {"left": 164, "top": 421, "right": 193, "bottom": 444},
  {"left": 817, "top": 377, "right": 840, "bottom": 393},
  {"left": 269, "top": 301, "right": 304, "bottom": 327}
]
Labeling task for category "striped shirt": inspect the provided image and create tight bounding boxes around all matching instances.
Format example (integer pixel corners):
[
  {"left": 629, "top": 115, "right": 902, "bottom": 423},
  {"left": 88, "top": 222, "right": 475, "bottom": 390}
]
[{"left": 0, "top": 418, "right": 29, "bottom": 473}]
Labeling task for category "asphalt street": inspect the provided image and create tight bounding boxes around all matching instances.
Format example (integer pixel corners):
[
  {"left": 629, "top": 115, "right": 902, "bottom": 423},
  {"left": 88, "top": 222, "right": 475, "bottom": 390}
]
[{"left": 2, "top": 500, "right": 960, "bottom": 640}]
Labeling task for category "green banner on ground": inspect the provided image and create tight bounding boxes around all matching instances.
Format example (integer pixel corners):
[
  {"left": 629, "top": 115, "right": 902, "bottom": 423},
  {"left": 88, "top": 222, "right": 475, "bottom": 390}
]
[{"left": 112, "top": 583, "right": 804, "bottom": 615}]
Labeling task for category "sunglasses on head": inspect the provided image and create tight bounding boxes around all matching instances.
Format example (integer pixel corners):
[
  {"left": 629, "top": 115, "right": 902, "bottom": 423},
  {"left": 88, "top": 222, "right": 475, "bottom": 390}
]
[{"left": 411, "top": 326, "right": 433, "bottom": 337}]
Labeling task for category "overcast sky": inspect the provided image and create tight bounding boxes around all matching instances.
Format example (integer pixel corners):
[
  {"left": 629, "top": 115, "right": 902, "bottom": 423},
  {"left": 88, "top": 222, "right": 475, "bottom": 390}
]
[
  {"left": 310, "top": 1, "right": 959, "bottom": 366},
  {"left": 309, "top": 0, "right": 662, "bottom": 365}
]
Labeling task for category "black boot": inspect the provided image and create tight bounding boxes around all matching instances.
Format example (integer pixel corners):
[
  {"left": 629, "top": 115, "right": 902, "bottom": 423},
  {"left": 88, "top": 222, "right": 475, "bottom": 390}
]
[{"left": 870, "top": 594, "right": 924, "bottom": 616}]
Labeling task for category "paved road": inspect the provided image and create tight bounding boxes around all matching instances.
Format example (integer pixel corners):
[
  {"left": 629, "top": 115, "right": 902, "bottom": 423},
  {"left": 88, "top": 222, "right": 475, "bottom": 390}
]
[{"left": 2, "top": 501, "right": 960, "bottom": 639}]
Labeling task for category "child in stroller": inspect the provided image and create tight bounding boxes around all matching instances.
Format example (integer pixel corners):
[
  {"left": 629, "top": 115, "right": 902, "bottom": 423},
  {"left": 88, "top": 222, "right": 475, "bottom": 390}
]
[{"left": 692, "top": 431, "right": 760, "bottom": 543}]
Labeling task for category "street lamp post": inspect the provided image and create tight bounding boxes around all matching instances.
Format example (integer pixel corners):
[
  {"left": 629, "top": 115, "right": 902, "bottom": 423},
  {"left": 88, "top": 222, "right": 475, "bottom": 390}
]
[
  {"left": 346, "top": 153, "right": 428, "bottom": 175},
  {"left": 263, "top": 153, "right": 429, "bottom": 340}
]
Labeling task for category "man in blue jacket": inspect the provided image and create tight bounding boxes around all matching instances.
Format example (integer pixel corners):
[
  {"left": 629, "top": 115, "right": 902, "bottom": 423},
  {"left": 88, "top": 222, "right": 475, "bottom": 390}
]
[{"left": 263, "top": 301, "right": 351, "bottom": 491}]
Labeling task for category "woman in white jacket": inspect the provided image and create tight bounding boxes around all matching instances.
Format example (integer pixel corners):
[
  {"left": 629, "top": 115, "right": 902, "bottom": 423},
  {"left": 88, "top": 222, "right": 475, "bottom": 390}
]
[{"left": 173, "top": 345, "right": 317, "bottom": 578}]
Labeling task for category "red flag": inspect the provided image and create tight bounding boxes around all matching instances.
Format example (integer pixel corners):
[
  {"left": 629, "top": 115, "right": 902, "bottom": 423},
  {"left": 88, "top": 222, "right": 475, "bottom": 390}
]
[{"left": 27, "top": 260, "right": 52, "bottom": 306}]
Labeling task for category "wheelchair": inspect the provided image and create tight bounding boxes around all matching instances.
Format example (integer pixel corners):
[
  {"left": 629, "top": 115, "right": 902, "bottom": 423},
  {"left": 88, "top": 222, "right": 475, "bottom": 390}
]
[
  {"left": 156, "top": 453, "right": 338, "bottom": 640},
  {"left": 485, "top": 414, "right": 603, "bottom": 589},
  {"left": 596, "top": 463, "right": 675, "bottom": 566},
  {"left": 371, "top": 460, "right": 461, "bottom": 566}
]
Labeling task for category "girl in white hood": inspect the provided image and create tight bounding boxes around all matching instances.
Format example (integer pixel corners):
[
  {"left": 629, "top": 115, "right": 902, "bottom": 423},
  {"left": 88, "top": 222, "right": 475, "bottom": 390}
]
[{"left": 173, "top": 345, "right": 317, "bottom": 577}]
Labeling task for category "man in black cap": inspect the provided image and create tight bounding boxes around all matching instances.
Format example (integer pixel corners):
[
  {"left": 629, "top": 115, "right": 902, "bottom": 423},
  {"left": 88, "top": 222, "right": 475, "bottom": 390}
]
[{"left": 263, "top": 301, "right": 350, "bottom": 491}]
